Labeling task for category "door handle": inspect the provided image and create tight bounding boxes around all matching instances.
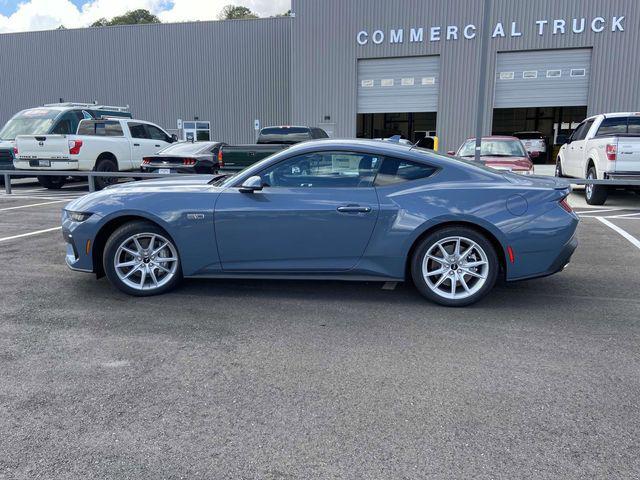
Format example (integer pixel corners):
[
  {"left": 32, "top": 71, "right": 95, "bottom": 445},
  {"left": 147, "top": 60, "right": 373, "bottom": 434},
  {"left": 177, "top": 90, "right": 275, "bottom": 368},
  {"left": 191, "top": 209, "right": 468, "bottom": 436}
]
[
  {"left": 337, "top": 205, "right": 372, "bottom": 213},
  {"left": 155, "top": 144, "right": 161, "bottom": 147},
  {"left": 133, "top": 143, "right": 140, "bottom": 147}
]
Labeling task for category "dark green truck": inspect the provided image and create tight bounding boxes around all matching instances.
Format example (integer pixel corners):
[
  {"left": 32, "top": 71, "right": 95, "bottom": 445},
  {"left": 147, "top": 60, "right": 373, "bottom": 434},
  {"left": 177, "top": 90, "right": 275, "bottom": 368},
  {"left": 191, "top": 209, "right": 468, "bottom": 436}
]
[{"left": 218, "top": 126, "right": 329, "bottom": 171}]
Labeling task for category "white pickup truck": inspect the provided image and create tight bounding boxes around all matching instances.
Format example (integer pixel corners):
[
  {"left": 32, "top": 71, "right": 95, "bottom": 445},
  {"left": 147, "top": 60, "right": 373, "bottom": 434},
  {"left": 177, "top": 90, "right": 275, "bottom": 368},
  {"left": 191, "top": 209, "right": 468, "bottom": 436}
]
[
  {"left": 556, "top": 112, "right": 640, "bottom": 205},
  {"left": 14, "top": 118, "right": 174, "bottom": 189}
]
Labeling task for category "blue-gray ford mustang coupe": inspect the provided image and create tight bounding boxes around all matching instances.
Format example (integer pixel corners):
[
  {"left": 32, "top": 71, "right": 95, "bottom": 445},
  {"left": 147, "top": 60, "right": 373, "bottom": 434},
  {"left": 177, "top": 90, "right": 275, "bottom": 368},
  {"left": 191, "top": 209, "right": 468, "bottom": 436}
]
[{"left": 62, "top": 139, "right": 578, "bottom": 307}]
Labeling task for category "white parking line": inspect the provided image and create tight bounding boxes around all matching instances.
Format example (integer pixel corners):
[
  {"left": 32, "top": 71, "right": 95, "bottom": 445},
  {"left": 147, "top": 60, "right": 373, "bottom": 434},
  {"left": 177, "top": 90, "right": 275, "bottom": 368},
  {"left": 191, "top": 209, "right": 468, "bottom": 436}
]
[
  {"left": 0, "top": 200, "right": 68, "bottom": 212},
  {"left": 597, "top": 218, "right": 640, "bottom": 250},
  {"left": 0, "top": 226, "right": 62, "bottom": 243},
  {"left": 608, "top": 212, "right": 640, "bottom": 219},
  {"left": 0, "top": 194, "right": 80, "bottom": 201},
  {"left": 576, "top": 208, "right": 629, "bottom": 216}
]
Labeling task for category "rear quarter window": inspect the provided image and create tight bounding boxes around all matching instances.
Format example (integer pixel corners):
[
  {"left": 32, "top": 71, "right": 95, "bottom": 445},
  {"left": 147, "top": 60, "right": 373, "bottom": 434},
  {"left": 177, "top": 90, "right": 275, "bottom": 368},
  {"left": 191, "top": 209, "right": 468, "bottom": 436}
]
[
  {"left": 77, "top": 121, "right": 124, "bottom": 137},
  {"left": 375, "top": 157, "right": 438, "bottom": 186},
  {"left": 597, "top": 117, "right": 628, "bottom": 136}
]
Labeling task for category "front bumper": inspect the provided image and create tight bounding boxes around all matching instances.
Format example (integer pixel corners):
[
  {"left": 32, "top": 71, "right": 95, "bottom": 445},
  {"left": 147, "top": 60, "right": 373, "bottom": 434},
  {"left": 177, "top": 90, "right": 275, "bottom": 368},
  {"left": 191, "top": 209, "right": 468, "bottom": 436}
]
[{"left": 62, "top": 210, "right": 101, "bottom": 273}]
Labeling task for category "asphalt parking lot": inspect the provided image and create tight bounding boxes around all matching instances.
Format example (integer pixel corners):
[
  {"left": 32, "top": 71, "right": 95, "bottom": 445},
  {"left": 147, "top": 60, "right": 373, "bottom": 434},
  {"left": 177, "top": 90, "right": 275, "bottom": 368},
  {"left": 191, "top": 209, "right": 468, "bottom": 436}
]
[{"left": 1, "top": 180, "right": 640, "bottom": 479}]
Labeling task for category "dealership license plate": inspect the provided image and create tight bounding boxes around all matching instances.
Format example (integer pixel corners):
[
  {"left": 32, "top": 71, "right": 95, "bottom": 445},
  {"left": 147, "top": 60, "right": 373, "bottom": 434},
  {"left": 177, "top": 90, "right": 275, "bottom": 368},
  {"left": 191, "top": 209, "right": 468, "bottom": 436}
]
[{"left": 158, "top": 168, "right": 171, "bottom": 174}]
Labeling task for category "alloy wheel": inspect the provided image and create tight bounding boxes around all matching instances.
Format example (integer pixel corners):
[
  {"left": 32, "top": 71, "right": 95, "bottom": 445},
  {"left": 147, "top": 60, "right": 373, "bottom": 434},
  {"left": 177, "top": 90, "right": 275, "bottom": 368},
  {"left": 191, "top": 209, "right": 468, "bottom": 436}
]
[
  {"left": 422, "top": 236, "right": 490, "bottom": 300},
  {"left": 114, "top": 233, "right": 178, "bottom": 291},
  {"left": 586, "top": 170, "right": 595, "bottom": 199}
]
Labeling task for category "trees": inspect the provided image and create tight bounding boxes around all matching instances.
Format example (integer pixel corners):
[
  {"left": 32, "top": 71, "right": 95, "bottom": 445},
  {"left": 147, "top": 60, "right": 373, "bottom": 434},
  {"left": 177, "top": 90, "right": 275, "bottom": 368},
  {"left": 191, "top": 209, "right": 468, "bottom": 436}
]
[
  {"left": 91, "top": 9, "right": 161, "bottom": 28},
  {"left": 218, "top": 5, "right": 259, "bottom": 20}
]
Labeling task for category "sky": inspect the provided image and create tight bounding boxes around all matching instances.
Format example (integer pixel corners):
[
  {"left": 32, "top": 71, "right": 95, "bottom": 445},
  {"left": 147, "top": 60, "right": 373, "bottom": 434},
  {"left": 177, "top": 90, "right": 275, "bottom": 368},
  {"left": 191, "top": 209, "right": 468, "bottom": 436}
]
[{"left": 0, "top": 0, "right": 291, "bottom": 33}]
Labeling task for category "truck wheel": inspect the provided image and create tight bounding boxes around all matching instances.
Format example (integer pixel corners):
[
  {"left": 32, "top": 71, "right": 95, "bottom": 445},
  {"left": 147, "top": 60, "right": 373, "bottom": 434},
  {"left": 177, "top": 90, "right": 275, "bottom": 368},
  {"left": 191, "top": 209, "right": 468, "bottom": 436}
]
[
  {"left": 37, "top": 176, "right": 66, "bottom": 190},
  {"left": 585, "top": 167, "right": 608, "bottom": 206},
  {"left": 94, "top": 158, "right": 118, "bottom": 190}
]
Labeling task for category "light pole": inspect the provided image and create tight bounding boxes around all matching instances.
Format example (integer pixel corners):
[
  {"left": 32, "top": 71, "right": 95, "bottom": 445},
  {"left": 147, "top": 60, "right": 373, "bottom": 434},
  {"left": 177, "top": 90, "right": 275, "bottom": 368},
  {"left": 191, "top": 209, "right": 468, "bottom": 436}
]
[{"left": 474, "top": 0, "right": 492, "bottom": 163}]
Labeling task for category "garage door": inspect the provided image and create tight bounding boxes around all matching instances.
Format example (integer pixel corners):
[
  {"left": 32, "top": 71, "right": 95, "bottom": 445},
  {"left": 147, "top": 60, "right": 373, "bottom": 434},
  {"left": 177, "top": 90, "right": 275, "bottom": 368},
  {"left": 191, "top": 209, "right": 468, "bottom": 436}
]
[
  {"left": 494, "top": 49, "right": 591, "bottom": 108},
  {"left": 357, "top": 56, "right": 440, "bottom": 113}
]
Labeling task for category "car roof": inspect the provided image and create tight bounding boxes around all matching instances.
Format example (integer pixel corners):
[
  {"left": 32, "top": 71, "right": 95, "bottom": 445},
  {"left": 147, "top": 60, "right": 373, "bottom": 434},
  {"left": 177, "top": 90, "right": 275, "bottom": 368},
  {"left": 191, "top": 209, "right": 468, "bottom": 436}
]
[{"left": 283, "top": 138, "right": 419, "bottom": 156}]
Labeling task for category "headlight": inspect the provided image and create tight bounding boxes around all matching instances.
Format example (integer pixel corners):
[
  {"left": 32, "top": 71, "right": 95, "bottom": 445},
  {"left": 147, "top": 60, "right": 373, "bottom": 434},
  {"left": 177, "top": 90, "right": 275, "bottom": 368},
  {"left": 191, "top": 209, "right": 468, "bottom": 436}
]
[{"left": 67, "top": 211, "right": 93, "bottom": 222}]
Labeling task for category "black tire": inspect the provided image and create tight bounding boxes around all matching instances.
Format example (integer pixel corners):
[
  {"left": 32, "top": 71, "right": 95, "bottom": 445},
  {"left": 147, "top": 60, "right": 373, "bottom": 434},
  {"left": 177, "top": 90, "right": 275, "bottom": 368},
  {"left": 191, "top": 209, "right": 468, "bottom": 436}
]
[
  {"left": 94, "top": 158, "right": 118, "bottom": 190},
  {"left": 411, "top": 226, "right": 499, "bottom": 307},
  {"left": 585, "top": 166, "right": 608, "bottom": 206},
  {"left": 103, "top": 221, "right": 182, "bottom": 297},
  {"left": 37, "top": 175, "right": 66, "bottom": 189},
  {"left": 555, "top": 157, "right": 565, "bottom": 178}
]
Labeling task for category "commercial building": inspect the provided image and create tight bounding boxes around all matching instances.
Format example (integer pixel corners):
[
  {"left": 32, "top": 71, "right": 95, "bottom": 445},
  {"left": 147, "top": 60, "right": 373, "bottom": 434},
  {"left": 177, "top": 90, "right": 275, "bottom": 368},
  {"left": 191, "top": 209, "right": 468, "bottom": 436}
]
[{"left": 0, "top": 0, "right": 638, "bottom": 154}]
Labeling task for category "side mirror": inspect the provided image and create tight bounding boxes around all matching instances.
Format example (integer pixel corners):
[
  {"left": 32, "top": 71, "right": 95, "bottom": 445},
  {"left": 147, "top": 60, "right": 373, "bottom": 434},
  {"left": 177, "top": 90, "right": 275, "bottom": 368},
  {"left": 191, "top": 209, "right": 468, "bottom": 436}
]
[
  {"left": 239, "top": 175, "right": 264, "bottom": 193},
  {"left": 171, "top": 134, "right": 178, "bottom": 142},
  {"left": 556, "top": 134, "right": 569, "bottom": 145}
]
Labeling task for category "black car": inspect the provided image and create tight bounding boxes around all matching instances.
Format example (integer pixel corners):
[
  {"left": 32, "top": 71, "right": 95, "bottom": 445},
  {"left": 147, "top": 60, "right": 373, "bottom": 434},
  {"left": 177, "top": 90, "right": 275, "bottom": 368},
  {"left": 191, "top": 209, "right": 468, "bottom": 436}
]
[{"left": 141, "top": 141, "right": 226, "bottom": 175}]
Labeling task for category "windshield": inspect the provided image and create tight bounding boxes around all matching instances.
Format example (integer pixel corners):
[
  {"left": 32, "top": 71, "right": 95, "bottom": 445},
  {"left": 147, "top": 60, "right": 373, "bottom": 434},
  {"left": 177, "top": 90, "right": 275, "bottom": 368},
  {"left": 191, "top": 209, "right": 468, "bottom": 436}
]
[
  {"left": 457, "top": 139, "right": 527, "bottom": 158},
  {"left": 258, "top": 127, "right": 310, "bottom": 145},
  {"left": 159, "top": 142, "right": 214, "bottom": 155},
  {"left": 0, "top": 108, "right": 61, "bottom": 140}
]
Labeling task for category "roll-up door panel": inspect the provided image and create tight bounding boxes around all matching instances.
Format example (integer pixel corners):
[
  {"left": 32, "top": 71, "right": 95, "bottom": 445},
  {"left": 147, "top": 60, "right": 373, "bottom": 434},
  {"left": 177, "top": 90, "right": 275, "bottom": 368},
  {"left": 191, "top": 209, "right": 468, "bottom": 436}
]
[
  {"left": 357, "top": 56, "right": 440, "bottom": 113},
  {"left": 494, "top": 49, "right": 591, "bottom": 108}
]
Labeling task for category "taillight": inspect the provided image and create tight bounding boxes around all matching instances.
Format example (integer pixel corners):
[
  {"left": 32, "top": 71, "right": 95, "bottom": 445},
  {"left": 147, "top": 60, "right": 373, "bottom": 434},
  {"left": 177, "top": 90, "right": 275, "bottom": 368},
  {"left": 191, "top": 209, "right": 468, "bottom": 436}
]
[
  {"left": 142, "top": 157, "right": 151, "bottom": 164},
  {"left": 559, "top": 197, "right": 573, "bottom": 214},
  {"left": 606, "top": 144, "right": 617, "bottom": 161},
  {"left": 217, "top": 149, "right": 224, "bottom": 168},
  {"left": 12, "top": 146, "right": 18, "bottom": 156},
  {"left": 183, "top": 158, "right": 196, "bottom": 166},
  {"left": 68, "top": 140, "right": 83, "bottom": 155}
]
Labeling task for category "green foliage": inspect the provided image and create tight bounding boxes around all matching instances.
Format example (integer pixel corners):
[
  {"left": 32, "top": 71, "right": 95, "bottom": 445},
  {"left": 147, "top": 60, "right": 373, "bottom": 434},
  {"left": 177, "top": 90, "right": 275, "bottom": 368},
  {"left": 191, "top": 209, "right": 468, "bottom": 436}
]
[
  {"left": 218, "top": 5, "right": 259, "bottom": 20},
  {"left": 91, "top": 9, "right": 161, "bottom": 28}
]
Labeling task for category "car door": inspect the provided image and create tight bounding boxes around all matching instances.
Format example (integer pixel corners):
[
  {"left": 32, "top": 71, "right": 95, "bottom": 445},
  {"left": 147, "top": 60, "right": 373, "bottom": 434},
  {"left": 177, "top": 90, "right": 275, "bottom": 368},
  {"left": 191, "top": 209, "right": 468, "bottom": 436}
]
[
  {"left": 566, "top": 120, "right": 594, "bottom": 177},
  {"left": 214, "top": 150, "right": 381, "bottom": 272},
  {"left": 145, "top": 124, "right": 172, "bottom": 155},
  {"left": 127, "top": 122, "right": 151, "bottom": 168}
]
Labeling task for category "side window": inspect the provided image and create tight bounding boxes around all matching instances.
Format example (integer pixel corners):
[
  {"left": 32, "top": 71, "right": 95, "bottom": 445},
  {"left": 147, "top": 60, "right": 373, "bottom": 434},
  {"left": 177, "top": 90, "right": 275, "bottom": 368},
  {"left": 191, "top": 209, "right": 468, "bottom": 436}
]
[
  {"left": 628, "top": 117, "right": 640, "bottom": 135},
  {"left": 574, "top": 120, "right": 594, "bottom": 141},
  {"left": 146, "top": 124, "right": 169, "bottom": 142},
  {"left": 128, "top": 122, "right": 149, "bottom": 139},
  {"left": 597, "top": 117, "right": 628, "bottom": 137},
  {"left": 50, "top": 111, "right": 82, "bottom": 135},
  {"left": 375, "top": 158, "right": 437, "bottom": 187},
  {"left": 260, "top": 151, "right": 382, "bottom": 188}
]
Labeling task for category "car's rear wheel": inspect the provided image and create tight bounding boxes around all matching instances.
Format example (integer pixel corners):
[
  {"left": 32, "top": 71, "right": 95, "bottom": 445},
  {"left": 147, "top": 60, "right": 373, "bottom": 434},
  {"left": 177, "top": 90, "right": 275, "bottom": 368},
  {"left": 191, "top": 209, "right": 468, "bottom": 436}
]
[
  {"left": 585, "top": 166, "right": 608, "bottom": 205},
  {"left": 94, "top": 158, "right": 118, "bottom": 190},
  {"left": 411, "top": 227, "right": 499, "bottom": 307},
  {"left": 37, "top": 175, "right": 66, "bottom": 189},
  {"left": 103, "top": 221, "right": 182, "bottom": 296}
]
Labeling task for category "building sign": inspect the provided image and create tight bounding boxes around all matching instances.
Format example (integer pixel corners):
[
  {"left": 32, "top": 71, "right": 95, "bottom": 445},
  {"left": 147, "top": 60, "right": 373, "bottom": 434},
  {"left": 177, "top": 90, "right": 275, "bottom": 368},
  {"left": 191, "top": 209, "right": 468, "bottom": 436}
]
[{"left": 356, "top": 16, "right": 625, "bottom": 45}]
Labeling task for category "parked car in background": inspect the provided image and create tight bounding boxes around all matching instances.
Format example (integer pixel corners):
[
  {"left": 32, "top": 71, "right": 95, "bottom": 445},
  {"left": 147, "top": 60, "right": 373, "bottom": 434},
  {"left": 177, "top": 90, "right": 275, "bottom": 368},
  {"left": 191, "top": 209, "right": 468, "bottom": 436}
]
[
  {"left": 141, "top": 141, "right": 226, "bottom": 175},
  {"left": 14, "top": 118, "right": 174, "bottom": 190},
  {"left": 451, "top": 136, "right": 534, "bottom": 175},
  {"left": 62, "top": 139, "right": 578, "bottom": 307},
  {"left": 514, "top": 131, "right": 547, "bottom": 163},
  {"left": 0, "top": 102, "right": 131, "bottom": 182},
  {"left": 218, "top": 125, "right": 329, "bottom": 171},
  {"left": 555, "top": 112, "right": 640, "bottom": 205}
]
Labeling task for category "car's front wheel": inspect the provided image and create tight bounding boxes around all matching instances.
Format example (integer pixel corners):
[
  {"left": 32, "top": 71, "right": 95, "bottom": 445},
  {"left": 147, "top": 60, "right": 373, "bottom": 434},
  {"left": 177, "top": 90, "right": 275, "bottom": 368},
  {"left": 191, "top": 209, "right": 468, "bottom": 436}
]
[
  {"left": 103, "top": 221, "right": 182, "bottom": 296},
  {"left": 411, "top": 227, "right": 499, "bottom": 307}
]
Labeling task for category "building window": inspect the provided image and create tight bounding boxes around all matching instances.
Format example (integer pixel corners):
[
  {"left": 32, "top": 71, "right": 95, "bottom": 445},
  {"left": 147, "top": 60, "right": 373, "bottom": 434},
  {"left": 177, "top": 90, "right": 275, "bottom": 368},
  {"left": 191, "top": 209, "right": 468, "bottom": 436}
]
[
  {"left": 523, "top": 70, "right": 538, "bottom": 79},
  {"left": 421, "top": 77, "right": 436, "bottom": 85},
  {"left": 381, "top": 78, "right": 394, "bottom": 87},
  {"left": 570, "top": 68, "right": 586, "bottom": 77},
  {"left": 499, "top": 72, "right": 515, "bottom": 80},
  {"left": 361, "top": 79, "right": 374, "bottom": 88},
  {"left": 546, "top": 69, "right": 562, "bottom": 78},
  {"left": 401, "top": 77, "right": 415, "bottom": 86}
]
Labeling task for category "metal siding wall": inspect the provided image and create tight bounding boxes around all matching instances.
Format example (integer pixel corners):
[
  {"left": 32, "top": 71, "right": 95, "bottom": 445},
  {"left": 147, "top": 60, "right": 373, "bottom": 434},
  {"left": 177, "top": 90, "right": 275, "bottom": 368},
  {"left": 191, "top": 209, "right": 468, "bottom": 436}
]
[
  {"left": 291, "top": 0, "right": 640, "bottom": 152},
  {"left": 494, "top": 49, "right": 592, "bottom": 108},
  {"left": 0, "top": 18, "right": 292, "bottom": 144},
  {"left": 357, "top": 56, "right": 440, "bottom": 113}
]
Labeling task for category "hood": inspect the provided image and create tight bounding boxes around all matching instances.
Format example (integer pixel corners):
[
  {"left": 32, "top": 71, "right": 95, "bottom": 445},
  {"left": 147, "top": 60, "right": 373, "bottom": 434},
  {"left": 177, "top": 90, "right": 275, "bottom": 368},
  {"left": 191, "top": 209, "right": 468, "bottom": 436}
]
[
  {"left": 0, "top": 140, "right": 15, "bottom": 149},
  {"left": 65, "top": 175, "right": 220, "bottom": 213},
  {"left": 480, "top": 156, "right": 532, "bottom": 170}
]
